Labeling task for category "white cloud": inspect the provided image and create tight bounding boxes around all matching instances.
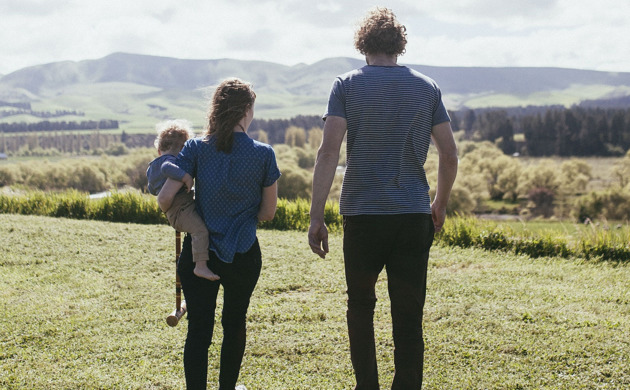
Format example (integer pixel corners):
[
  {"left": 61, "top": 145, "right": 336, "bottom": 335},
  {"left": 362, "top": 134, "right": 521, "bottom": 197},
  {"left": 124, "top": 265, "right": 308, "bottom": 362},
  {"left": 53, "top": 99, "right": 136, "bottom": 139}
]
[{"left": 0, "top": 0, "right": 628, "bottom": 75}]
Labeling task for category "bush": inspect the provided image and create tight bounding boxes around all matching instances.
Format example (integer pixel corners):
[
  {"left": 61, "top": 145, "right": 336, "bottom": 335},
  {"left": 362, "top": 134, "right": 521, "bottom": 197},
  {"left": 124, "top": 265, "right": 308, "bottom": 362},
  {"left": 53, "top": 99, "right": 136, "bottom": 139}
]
[
  {"left": 52, "top": 190, "right": 90, "bottom": 219},
  {"left": 438, "top": 217, "right": 607, "bottom": 261},
  {"left": 260, "top": 198, "right": 311, "bottom": 231},
  {"left": 105, "top": 142, "right": 129, "bottom": 156},
  {"left": 258, "top": 199, "right": 342, "bottom": 232},
  {"left": 277, "top": 167, "right": 311, "bottom": 200},
  {"left": 91, "top": 191, "right": 165, "bottom": 224},
  {"left": 0, "top": 167, "right": 15, "bottom": 187},
  {"left": 68, "top": 165, "right": 108, "bottom": 193},
  {"left": 0, "top": 189, "right": 166, "bottom": 225},
  {"left": 0, "top": 148, "right": 156, "bottom": 193},
  {"left": 528, "top": 187, "right": 555, "bottom": 217},
  {"left": 573, "top": 187, "right": 630, "bottom": 222},
  {"left": 512, "top": 235, "right": 570, "bottom": 259}
]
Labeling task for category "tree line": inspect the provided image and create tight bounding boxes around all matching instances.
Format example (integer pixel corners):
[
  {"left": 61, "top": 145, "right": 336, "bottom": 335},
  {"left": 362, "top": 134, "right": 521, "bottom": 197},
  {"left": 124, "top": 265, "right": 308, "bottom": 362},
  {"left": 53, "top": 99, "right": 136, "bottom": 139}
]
[
  {"left": 251, "top": 105, "right": 630, "bottom": 158},
  {"left": 0, "top": 131, "right": 154, "bottom": 156},
  {"left": 0, "top": 119, "right": 118, "bottom": 133},
  {"left": 453, "top": 106, "right": 630, "bottom": 157},
  {"left": 249, "top": 115, "right": 324, "bottom": 144},
  {"left": 2, "top": 136, "right": 630, "bottom": 222},
  {"left": 1, "top": 104, "right": 630, "bottom": 157},
  {"left": 0, "top": 109, "right": 85, "bottom": 119}
]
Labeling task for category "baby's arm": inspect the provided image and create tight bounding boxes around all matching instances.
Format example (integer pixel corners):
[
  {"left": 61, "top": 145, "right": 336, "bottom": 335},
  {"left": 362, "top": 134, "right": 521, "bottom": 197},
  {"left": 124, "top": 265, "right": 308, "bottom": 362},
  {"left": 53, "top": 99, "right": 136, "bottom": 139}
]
[{"left": 161, "top": 158, "right": 192, "bottom": 191}]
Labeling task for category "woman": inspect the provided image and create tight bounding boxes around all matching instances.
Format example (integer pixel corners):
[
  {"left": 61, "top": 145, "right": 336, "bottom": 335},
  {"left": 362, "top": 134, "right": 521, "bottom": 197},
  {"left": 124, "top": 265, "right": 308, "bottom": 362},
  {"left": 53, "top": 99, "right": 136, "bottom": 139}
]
[{"left": 158, "top": 78, "right": 281, "bottom": 390}]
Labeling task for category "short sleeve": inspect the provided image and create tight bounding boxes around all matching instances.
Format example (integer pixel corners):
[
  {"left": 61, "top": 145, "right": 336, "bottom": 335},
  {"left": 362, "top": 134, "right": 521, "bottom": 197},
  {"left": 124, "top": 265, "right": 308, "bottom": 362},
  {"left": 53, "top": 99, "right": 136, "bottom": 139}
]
[
  {"left": 323, "top": 77, "right": 346, "bottom": 120},
  {"left": 160, "top": 157, "right": 187, "bottom": 181},
  {"left": 175, "top": 139, "right": 198, "bottom": 178},
  {"left": 432, "top": 88, "right": 451, "bottom": 126},
  {"left": 263, "top": 147, "right": 281, "bottom": 187}
]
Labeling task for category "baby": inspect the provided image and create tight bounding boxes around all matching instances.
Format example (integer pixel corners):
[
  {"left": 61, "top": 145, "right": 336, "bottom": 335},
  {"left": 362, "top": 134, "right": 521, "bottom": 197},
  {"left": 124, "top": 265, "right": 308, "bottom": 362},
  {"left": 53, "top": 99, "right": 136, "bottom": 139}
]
[{"left": 146, "top": 119, "right": 219, "bottom": 281}]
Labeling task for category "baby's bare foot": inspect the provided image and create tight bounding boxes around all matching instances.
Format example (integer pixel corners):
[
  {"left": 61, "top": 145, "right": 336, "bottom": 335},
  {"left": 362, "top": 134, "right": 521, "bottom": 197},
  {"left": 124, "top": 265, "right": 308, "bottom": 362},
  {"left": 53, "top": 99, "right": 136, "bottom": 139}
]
[{"left": 194, "top": 264, "right": 220, "bottom": 281}]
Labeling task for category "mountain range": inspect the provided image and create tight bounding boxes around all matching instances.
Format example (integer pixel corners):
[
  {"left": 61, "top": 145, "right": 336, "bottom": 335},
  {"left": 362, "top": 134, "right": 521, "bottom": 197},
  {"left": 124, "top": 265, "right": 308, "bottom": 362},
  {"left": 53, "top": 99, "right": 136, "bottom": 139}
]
[{"left": 1, "top": 52, "right": 629, "bottom": 131}]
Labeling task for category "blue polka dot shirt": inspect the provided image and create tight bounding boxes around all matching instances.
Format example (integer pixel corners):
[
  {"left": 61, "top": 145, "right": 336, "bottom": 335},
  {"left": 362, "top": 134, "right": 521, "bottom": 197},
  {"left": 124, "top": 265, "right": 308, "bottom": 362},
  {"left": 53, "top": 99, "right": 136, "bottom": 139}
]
[{"left": 176, "top": 133, "right": 281, "bottom": 263}]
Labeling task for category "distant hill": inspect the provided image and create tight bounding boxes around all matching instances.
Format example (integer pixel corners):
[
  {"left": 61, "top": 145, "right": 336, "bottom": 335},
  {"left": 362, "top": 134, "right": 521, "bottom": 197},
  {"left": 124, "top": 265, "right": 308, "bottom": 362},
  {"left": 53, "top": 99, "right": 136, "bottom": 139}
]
[{"left": 1, "top": 52, "right": 629, "bottom": 131}]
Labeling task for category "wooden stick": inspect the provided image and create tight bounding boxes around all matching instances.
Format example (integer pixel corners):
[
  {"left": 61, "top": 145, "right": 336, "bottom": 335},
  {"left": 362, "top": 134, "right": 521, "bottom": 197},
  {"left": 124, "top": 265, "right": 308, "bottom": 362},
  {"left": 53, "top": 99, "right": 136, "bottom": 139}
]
[{"left": 166, "top": 231, "right": 187, "bottom": 327}]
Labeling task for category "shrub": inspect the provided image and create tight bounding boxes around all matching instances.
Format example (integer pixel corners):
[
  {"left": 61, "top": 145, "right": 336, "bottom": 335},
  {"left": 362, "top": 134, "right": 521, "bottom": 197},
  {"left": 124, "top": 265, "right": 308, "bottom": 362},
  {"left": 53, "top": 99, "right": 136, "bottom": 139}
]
[
  {"left": 295, "top": 147, "right": 316, "bottom": 169},
  {"left": 52, "top": 190, "right": 90, "bottom": 219},
  {"left": 277, "top": 167, "right": 311, "bottom": 200},
  {"left": 68, "top": 165, "right": 108, "bottom": 193},
  {"left": 573, "top": 187, "right": 630, "bottom": 222},
  {"left": 513, "top": 235, "right": 570, "bottom": 259},
  {"left": 258, "top": 199, "right": 341, "bottom": 232},
  {"left": 91, "top": 191, "right": 165, "bottom": 224},
  {"left": 0, "top": 167, "right": 15, "bottom": 187},
  {"left": 438, "top": 216, "right": 477, "bottom": 248},
  {"left": 105, "top": 142, "right": 129, "bottom": 156},
  {"left": 260, "top": 198, "right": 311, "bottom": 231},
  {"left": 528, "top": 187, "right": 555, "bottom": 217},
  {"left": 443, "top": 185, "right": 476, "bottom": 215}
]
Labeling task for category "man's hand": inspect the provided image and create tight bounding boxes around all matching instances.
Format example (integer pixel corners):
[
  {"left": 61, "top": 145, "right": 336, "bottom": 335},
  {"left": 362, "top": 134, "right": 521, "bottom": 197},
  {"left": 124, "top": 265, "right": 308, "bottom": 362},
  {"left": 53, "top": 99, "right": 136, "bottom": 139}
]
[
  {"left": 182, "top": 173, "right": 193, "bottom": 193},
  {"left": 431, "top": 201, "right": 447, "bottom": 233},
  {"left": 308, "top": 219, "right": 329, "bottom": 259}
]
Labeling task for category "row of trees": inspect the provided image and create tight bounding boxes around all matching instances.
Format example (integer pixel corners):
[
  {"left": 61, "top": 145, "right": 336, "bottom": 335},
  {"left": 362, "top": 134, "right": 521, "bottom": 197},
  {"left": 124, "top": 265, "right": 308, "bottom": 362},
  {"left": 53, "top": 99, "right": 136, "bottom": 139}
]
[
  {"left": 0, "top": 119, "right": 118, "bottom": 133},
  {"left": 0, "top": 101, "right": 30, "bottom": 109},
  {"left": 248, "top": 115, "right": 323, "bottom": 145},
  {"left": 0, "top": 131, "right": 154, "bottom": 156},
  {"left": 454, "top": 106, "right": 630, "bottom": 157},
  {"left": 0, "top": 109, "right": 84, "bottom": 119},
  {"left": 237, "top": 106, "right": 630, "bottom": 158},
  {"left": 1, "top": 104, "right": 629, "bottom": 157},
  {"left": 1, "top": 133, "right": 629, "bottom": 221}
]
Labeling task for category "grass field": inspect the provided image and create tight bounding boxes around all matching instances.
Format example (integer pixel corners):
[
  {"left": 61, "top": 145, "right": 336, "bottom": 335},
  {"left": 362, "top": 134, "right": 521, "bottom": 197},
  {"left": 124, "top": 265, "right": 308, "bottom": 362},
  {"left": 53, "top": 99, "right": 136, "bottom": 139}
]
[{"left": 1, "top": 214, "right": 629, "bottom": 389}]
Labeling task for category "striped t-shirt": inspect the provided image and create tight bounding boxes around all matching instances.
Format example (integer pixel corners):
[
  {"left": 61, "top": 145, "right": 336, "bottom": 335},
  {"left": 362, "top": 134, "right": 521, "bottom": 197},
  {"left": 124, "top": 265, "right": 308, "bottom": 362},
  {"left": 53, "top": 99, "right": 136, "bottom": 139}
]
[{"left": 324, "top": 65, "right": 450, "bottom": 216}]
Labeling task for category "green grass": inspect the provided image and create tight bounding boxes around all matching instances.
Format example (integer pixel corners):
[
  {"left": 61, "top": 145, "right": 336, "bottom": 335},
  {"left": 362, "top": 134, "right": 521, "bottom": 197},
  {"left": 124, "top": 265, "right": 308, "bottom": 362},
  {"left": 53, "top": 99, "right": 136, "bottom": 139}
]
[
  {"left": 1, "top": 82, "right": 324, "bottom": 134},
  {"left": 462, "top": 84, "right": 624, "bottom": 109},
  {"left": 1, "top": 214, "right": 629, "bottom": 389}
]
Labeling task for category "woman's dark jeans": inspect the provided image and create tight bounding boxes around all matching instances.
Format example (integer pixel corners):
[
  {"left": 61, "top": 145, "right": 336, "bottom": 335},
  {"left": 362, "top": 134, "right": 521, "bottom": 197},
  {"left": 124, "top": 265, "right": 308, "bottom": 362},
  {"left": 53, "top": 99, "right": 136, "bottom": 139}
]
[
  {"left": 178, "top": 234, "right": 262, "bottom": 390},
  {"left": 343, "top": 214, "right": 435, "bottom": 390}
]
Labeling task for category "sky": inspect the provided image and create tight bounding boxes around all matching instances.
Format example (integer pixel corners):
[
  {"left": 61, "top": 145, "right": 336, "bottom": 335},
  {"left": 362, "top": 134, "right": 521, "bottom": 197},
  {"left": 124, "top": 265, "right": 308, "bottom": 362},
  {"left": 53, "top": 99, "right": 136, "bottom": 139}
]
[{"left": 1, "top": 0, "right": 629, "bottom": 76}]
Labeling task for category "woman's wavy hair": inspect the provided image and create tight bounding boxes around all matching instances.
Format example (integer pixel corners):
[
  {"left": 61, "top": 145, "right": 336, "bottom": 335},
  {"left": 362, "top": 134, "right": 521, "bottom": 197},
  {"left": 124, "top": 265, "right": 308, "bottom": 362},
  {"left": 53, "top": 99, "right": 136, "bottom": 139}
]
[
  {"left": 354, "top": 7, "right": 407, "bottom": 57},
  {"left": 204, "top": 78, "right": 256, "bottom": 153}
]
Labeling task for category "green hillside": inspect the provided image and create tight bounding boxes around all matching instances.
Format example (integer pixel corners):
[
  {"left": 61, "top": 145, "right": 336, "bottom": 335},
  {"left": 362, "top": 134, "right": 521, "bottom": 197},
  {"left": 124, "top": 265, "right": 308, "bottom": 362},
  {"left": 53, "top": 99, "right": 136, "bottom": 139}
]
[{"left": 1, "top": 53, "right": 630, "bottom": 131}]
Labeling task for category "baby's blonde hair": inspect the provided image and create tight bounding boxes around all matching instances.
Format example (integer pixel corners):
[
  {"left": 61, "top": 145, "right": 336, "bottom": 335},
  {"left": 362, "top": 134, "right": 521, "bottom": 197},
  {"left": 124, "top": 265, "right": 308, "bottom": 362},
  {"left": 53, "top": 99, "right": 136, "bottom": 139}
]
[{"left": 154, "top": 119, "right": 196, "bottom": 152}]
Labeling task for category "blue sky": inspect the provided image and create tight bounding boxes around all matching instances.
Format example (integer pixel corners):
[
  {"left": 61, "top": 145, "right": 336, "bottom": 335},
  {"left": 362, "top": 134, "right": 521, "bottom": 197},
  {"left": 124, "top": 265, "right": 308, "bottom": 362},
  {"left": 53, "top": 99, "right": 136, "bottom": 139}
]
[{"left": 1, "top": 0, "right": 628, "bottom": 75}]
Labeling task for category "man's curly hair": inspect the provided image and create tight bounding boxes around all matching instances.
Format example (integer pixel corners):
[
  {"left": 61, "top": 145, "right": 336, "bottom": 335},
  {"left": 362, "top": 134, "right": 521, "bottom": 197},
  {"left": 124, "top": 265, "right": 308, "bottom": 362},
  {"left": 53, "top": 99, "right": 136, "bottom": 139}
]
[{"left": 354, "top": 7, "right": 407, "bottom": 57}]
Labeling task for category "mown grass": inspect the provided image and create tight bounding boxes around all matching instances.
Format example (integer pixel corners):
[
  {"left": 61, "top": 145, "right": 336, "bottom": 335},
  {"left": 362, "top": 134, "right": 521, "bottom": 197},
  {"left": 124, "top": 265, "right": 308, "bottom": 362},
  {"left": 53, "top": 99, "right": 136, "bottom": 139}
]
[{"left": 0, "top": 214, "right": 628, "bottom": 389}]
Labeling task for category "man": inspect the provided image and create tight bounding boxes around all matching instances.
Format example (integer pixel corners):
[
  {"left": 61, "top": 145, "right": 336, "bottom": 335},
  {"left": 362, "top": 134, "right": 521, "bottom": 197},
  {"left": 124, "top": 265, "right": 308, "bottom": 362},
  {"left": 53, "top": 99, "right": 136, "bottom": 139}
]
[{"left": 308, "top": 7, "right": 458, "bottom": 390}]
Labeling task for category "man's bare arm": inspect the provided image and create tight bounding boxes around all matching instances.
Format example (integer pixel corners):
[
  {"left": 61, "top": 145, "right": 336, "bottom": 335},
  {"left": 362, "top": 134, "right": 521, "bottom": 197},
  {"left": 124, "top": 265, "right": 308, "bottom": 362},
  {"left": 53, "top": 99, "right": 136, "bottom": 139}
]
[
  {"left": 431, "top": 121, "right": 458, "bottom": 233},
  {"left": 308, "top": 115, "right": 347, "bottom": 258}
]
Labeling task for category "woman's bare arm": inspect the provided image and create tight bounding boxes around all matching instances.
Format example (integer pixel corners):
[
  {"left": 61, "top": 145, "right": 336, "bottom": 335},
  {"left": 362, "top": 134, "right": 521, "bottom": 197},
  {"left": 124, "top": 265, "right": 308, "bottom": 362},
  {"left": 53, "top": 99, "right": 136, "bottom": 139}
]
[
  {"left": 157, "top": 178, "right": 184, "bottom": 213},
  {"left": 257, "top": 181, "right": 278, "bottom": 221}
]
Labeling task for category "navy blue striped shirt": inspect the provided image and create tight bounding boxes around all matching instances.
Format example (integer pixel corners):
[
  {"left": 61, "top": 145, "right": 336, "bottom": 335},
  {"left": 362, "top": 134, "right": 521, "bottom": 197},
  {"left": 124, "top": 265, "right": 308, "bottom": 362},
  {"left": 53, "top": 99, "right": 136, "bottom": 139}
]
[{"left": 324, "top": 65, "right": 450, "bottom": 215}]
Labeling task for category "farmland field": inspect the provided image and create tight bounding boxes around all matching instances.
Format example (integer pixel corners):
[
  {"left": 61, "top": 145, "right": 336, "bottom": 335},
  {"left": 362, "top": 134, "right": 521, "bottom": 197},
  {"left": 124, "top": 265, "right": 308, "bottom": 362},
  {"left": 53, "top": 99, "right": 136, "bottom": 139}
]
[{"left": 0, "top": 213, "right": 628, "bottom": 389}]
